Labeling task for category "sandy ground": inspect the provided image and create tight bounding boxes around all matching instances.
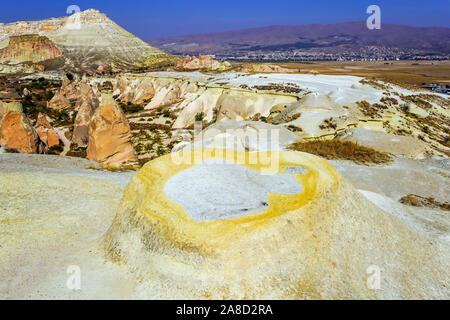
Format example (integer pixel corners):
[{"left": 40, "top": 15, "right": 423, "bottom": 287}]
[
  {"left": 330, "top": 158, "right": 450, "bottom": 239},
  {"left": 0, "top": 153, "right": 138, "bottom": 299},
  {"left": 0, "top": 152, "right": 448, "bottom": 299},
  {"left": 274, "top": 60, "right": 450, "bottom": 86}
]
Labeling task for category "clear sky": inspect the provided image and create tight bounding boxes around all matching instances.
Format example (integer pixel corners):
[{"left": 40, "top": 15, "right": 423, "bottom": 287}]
[{"left": 1, "top": 0, "right": 449, "bottom": 38}]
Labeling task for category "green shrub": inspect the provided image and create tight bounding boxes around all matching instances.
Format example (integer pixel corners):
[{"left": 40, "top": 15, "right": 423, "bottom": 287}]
[
  {"left": 120, "top": 103, "right": 144, "bottom": 114},
  {"left": 195, "top": 112, "right": 205, "bottom": 122},
  {"left": 45, "top": 91, "right": 54, "bottom": 101},
  {"left": 22, "top": 95, "right": 51, "bottom": 116},
  {"left": 156, "top": 146, "right": 167, "bottom": 156}
]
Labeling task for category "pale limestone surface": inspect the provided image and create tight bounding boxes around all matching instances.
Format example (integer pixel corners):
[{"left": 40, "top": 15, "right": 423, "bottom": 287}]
[
  {"left": 175, "top": 120, "right": 300, "bottom": 152},
  {"left": 163, "top": 160, "right": 303, "bottom": 222},
  {"left": 339, "top": 128, "right": 431, "bottom": 159},
  {"left": 104, "top": 150, "right": 449, "bottom": 299},
  {"left": 0, "top": 151, "right": 448, "bottom": 299},
  {"left": 112, "top": 72, "right": 449, "bottom": 156},
  {"left": 0, "top": 154, "right": 136, "bottom": 299}
]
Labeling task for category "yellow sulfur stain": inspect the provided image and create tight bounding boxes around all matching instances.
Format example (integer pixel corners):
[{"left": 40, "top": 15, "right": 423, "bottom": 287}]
[
  {"left": 129, "top": 149, "right": 336, "bottom": 250},
  {"left": 104, "top": 149, "right": 447, "bottom": 299}
]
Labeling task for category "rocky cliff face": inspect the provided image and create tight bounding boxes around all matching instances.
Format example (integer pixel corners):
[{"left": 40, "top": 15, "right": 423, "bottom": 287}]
[
  {"left": 0, "top": 103, "right": 44, "bottom": 153},
  {"left": 48, "top": 75, "right": 99, "bottom": 110},
  {"left": 110, "top": 72, "right": 449, "bottom": 157},
  {"left": 72, "top": 100, "right": 95, "bottom": 147},
  {"left": 0, "top": 9, "right": 174, "bottom": 74},
  {"left": 0, "top": 101, "right": 4, "bottom": 127},
  {"left": 87, "top": 94, "right": 138, "bottom": 167},
  {"left": 113, "top": 78, "right": 155, "bottom": 105},
  {"left": 0, "top": 35, "right": 62, "bottom": 64},
  {"left": 35, "top": 113, "right": 60, "bottom": 148},
  {"left": 174, "top": 55, "right": 231, "bottom": 71},
  {"left": 0, "top": 19, "right": 64, "bottom": 35}
]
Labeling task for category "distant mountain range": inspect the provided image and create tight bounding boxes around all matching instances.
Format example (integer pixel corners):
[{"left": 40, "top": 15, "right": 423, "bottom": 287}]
[{"left": 149, "top": 22, "right": 450, "bottom": 60}]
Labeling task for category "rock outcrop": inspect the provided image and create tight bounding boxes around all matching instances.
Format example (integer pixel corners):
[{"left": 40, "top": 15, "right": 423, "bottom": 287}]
[
  {"left": 47, "top": 91, "right": 70, "bottom": 110},
  {"left": 100, "top": 72, "right": 450, "bottom": 157},
  {"left": 0, "top": 103, "right": 44, "bottom": 153},
  {"left": 175, "top": 120, "right": 300, "bottom": 152},
  {"left": 87, "top": 94, "right": 138, "bottom": 167},
  {"left": 72, "top": 101, "right": 95, "bottom": 147},
  {"left": 113, "top": 77, "right": 155, "bottom": 105},
  {"left": 175, "top": 55, "right": 231, "bottom": 71},
  {"left": 78, "top": 82, "right": 100, "bottom": 106},
  {"left": 35, "top": 113, "right": 60, "bottom": 148},
  {"left": 339, "top": 128, "right": 431, "bottom": 159},
  {"left": 0, "top": 101, "right": 22, "bottom": 114},
  {"left": 144, "top": 82, "right": 182, "bottom": 110},
  {"left": 0, "top": 86, "right": 21, "bottom": 101},
  {"left": 104, "top": 149, "right": 449, "bottom": 299},
  {"left": 0, "top": 35, "right": 62, "bottom": 64},
  {"left": 0, "top": 9, "right": 174, "bottom": 73},
  {"left": 71, "top": 82, "right": 100, "bottom": 146},
  {"left": 0, "top": 101, "right": 4, "bottom": 126},
  {"left": 48, "top": 76, "right": 99, "bottom": 111},
  {"left": 239, "top": 63, "right": 296, "bottom": 73}
]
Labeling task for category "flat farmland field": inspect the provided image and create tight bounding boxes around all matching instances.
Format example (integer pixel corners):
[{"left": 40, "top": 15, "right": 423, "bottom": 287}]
[{"left": 271, "top": 60, "right": 450, "bottom": 87}]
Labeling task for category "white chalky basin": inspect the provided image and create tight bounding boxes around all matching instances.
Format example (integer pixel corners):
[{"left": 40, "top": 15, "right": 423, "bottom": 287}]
[{"left": 163, "top": 160, "right": 305, "bottom": 222}]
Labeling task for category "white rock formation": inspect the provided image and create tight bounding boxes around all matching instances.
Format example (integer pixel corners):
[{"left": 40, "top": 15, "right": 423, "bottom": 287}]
[{"left": 174, "top": 120, "right": 300, "bottom": 152}]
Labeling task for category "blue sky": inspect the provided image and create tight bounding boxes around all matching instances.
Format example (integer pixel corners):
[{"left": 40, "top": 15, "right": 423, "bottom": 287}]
[{"left": 1, "top": 0, "right": 449, "bottom": 38}]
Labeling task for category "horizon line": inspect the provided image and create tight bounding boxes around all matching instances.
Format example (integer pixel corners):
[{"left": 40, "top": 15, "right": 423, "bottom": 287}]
[{"left": 147, "top": 21, "right": 450, "bottom": 40}]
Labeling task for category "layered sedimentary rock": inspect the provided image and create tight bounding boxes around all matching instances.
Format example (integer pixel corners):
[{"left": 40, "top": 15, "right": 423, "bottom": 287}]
[
  {"left": 87, "top": 94, "right": 138, "bottom": 167},
  {"left": 69, "top": 80, "right": 100, "bottom": 146},
  {"left": 0, "top": 19, "right": 63, "bottom": 35},
  {"left": 47, "top": 91, "right": 70, "bottom": 110},
  {"left": 239, "top": 63, "right": 296, "bottom": 73},
  {"left": 0, "top": 35, "right": 62, "bottom": 64},
  {"left": 0, "top": 103, "right": 43, "bottom": 153},
  {"left": 110, "top": 72, "right": 449, "bottom": 156},
  {"left": 118, "top": 74, "right": 298, "bottom": 128},
  {"left": 35, "top": 113, "right": 60, "bottom": 148},
  {"left": 175, "top": 120, "right": 300, "bottom": 151},
  {"left": 339, "top": 128, "right": 431, "bottom": 159},
  {"left": 169, "top": 88, "right": 297, "bottom": 128},
  {"left": 113, "top": 77, "right": 155, "bottom": 105},
  {"left": 0, "top": 9, "right": 174, "bottom": 73},
  {"left": 175, "top": 55, "right": 231, "bottom": 71},
  {"left": 104, "top": 150, "right": 448, "bottom": 299},
  {"left": 48, "top": 76, "right": 99, "bottom": 110},
  {"left": 0, "top": 86, "right": 21, "bottom": 101},
  {"left": 144, "top": 82, "right": 182, "bottom": 110},
  {"left": 76, "top": 81, "right": 100, "bottom": 107},
  {"left": 0, "top": 101, "right": 3, "bottom": 126}
]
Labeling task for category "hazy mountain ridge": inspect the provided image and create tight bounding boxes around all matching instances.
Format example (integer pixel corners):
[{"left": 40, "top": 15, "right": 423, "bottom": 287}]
[{"left": 150, "top": 22, "right": 450, "bottom": 59}]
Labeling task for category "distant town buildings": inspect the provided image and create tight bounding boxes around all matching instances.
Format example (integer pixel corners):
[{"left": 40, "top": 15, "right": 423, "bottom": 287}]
[
  {"left": 421, "top": 83, "right": 450, "bottom": 95},
  {"left": 214, "top": 46, "right": 449, "bottom": 62}
]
